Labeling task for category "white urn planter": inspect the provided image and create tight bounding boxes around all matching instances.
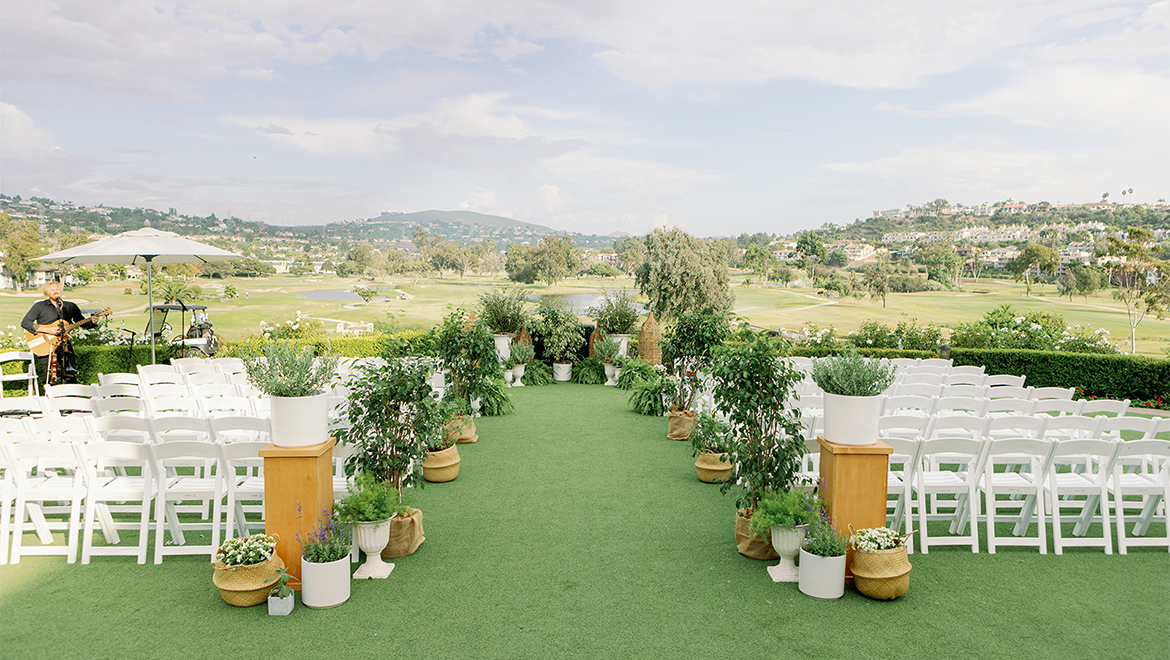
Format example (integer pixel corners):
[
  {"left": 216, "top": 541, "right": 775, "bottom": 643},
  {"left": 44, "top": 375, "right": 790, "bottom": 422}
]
[
  {"left": 610, "top": 334, "right": 632, "bottom": 357},
  {"left": 352, "top": 519, "right": 395, "bottom": 579},
  {"left": 603, "top": 363, "right": 617, "bottom": 386},
  {"left": 492, "top": 334, "right": 514, "bottom": 363},
  {"left": 512, "top": 363, "right": 526, "bottom": 387},
  {"left": 269, "top": 391, "right": 329, "bottom": 447},
  {"left": 797, "top": 548, "right": 846, "bottom": 600},
  {"left": 503, "top": 368, "right": 514, "bottom": 387},
  {"left": 822, "top": 392, "right": 882, "bottom": 446},
  {"left": 552, "top": 362, "right": 572, "bottom": 382},
  {"left": 766, "top": 525, "right": 807, "bottom": 583},
  {"left": 301, "top": 555, "right": 351, "bottom": 608}
]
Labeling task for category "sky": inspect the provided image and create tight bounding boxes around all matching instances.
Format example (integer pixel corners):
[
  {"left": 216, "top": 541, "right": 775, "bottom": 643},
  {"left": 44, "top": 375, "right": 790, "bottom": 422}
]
[{"left": 1, "top": 1, "right": 1167, "bottom": 238}]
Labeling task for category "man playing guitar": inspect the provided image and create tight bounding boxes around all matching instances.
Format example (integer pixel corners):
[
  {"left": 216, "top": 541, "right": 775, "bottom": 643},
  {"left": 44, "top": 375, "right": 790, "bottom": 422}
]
[{"left": 20, "top": 280, "right": 98, "bottom": 386}]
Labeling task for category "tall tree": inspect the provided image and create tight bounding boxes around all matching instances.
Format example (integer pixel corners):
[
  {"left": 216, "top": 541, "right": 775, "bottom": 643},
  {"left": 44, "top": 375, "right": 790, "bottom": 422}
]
[
  {"left": 1007, "top": 244, "right": 1058, "bottom": 296},
  {"left": 863, "top": 264, "right": 889, "bottom": 307},
  {"left": 529, "top": 235, "right": 575, "bottom": 285},
  {"left": 1105, "top": 226, "right": 1170, "bottom": 353},
  {"left": 505, "top": 243, "right": 537, "bottom": 284},
  {"left": 795, "top": 232, "right": 827, "bottom": 284},
  {"left": 742, "top": 243, "right": 777, "bottom": 276},
  {"left": 0, "top": 214, "right": 42, "bottom": 292},
  {"left": 635, "top": 227, "right": 732, "bottom": 320}
]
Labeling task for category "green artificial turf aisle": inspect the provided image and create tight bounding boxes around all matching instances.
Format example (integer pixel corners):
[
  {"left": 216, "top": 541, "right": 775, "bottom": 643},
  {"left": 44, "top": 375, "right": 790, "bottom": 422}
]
[{"left": 1, "top": 384, "right": 1167, "bottom": 659}]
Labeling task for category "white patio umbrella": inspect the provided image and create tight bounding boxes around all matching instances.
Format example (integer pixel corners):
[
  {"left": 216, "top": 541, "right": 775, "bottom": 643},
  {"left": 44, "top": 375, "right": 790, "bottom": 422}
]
[{"left": 35, "top": 227, "right": 243, "bottom": 363}]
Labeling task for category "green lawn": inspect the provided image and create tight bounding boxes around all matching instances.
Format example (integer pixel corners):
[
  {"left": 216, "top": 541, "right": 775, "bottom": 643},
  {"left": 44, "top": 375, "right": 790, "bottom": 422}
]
[
  {"left": 1, "top": 384, "right": 1166, "bottom": 659},
  {"left": 3, "top": 273, "right": 1167, "bottom": 356}
]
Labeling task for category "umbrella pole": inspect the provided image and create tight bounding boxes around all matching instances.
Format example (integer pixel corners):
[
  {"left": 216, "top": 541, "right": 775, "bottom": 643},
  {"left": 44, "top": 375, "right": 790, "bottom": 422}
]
[{"left": 146, "top": 257, "right": 156, "bottom": 364}]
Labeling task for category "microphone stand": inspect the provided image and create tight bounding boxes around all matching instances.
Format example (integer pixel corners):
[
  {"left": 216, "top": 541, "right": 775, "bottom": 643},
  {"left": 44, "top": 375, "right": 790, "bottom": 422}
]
[{"left": 122, "top": 328, "right": 139, "bottom": 373}]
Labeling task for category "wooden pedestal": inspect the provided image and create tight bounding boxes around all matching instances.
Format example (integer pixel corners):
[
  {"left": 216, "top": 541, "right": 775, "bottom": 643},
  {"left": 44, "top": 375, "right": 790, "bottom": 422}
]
[
  {"left": 259, "top": 439, "right": 335, "bottom": 588},
  {"left": 817, "top": 437, "right": 891, "bottom": 581}
]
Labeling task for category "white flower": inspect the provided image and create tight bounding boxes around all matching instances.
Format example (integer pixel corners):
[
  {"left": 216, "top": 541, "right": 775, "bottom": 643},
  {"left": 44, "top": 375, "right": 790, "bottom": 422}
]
[
  {"left": 1013, "top": 317, "right": 1025, "bottom": 324},
  {"left": 1030, "top": 323, "right": 1042, "bottom": 331}
]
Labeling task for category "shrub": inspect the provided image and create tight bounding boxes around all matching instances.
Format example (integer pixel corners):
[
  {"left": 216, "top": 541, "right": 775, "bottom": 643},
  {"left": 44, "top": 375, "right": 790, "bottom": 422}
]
[
  {"left": 810, "top": 345, "right": 897, "bottom": 397},
  {"left": 690, "top": 411, "right": 733, "bottom": 457},
  {"left": 520, "top": 359, "right": 554, "bottom": 386},
  {"left": 950, "top": 304, "right": 1117, "bottom": 354},
  {"left": 748, "top": 489, "right": 816, "bottom": 537},
  {"left": 570, "top": 357, "right": 607, "bottom": 385},
  {"left": 629, "top": 371, "right": 671, "bottom": 416},
  {"left": 243, "top": 340, "right": 339, "bottom": 397},
  {"left": 587, "top": 291, "right": 641, "bottom": 335},
  {"left": 616, "top": 357, "right": 657, "bottom": 390},
  {"left": 478, "top": 288, "right": 531, "bottom": 335}
]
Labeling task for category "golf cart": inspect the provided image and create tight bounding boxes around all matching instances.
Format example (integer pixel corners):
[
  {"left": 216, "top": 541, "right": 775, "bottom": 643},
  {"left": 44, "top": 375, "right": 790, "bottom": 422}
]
[{"left": 146, "top": 302, "right": 221, "bottom": 358}]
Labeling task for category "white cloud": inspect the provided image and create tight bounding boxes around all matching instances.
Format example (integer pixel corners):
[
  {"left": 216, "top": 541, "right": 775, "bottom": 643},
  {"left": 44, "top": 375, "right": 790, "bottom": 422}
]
[
  {"left": 226, "top": 115, "right": 402, "bottom": 156},
  {"left": 458, "top": 187, "right": 501, "bottom": 213},
  {"left": 0, "top": 103, "right": 57, "bottom": 157}
]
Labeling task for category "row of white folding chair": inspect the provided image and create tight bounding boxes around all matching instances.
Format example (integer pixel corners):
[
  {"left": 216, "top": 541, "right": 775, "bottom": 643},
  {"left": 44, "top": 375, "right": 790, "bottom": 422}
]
[
  {"left": 891, "top": 383, "right": 1075, "bottom": 400},
  {"left": 883, "top": 394, "right": 1131, "bottom": 419}
]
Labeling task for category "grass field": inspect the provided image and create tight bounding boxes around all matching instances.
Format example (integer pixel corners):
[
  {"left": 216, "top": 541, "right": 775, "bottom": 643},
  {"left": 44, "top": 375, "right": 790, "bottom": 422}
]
[
  {"left": 2, "top": 272, "right": 1167, "bottom": 356},
  {"left": 1, "top": 383, "right": 1167, "bottom": 660}
]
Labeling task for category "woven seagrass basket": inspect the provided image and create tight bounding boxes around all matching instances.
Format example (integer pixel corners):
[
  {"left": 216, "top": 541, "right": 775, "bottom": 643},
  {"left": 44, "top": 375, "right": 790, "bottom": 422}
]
[
  {"left": 638, "top": 312, "right": 662, "bottom": 366},
  {"left": 850, "top": 545, "right": 911, "bottom": 600},
  {"left": 588, "top": 326, "right": 602, "bottom": 358},
  {"left": 211, "top": 540, "right": 285, "bottom": 607}
]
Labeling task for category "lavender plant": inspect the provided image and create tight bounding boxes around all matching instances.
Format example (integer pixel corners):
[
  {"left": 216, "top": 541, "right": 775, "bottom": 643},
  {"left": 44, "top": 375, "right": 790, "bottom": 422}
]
[{"left": 298, "top": 507, "right": 352, "bottom": 564}]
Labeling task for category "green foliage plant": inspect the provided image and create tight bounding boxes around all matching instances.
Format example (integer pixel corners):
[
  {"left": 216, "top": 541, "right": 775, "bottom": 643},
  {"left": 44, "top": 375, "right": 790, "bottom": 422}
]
[
  {"left": 594, "top": 338, "right": 620, "bottom": 364},
  {"left": 709, "top": 327, "right": 806, "bottom": 511},
  {"left": 635, "top": 227, "right": 733, "bottom": 321},
  {"left": 531, "top": 298, "right": 584, "bottom": 364},
  {"left": 243, "top": 339, "right": 340, "bottom": 398},
  {"left": 520, "top": 359, "right": 554, "bottom": 386},
  {"left": 661, "top": 310, "right": 732, "bottom": 411},
  {"left": 437, "top": 306, "right": 511, "bottom": 415},
  {"left": 335, "top": 356, "right": 445, "bottom": 498},
  {"left": 265, "top": 567, "right": 293, "bottom": 598},
  {"left": 298, "top": 507, "right": 352, "bottom": 564},
  {"left": 477, "top": 375, "right": 515, "bottom": 416},
  {"left": 479, "top": 288, "right": 531, "bottom": 335},
  {"left": 748, "top": 489, "right": 816, "bottom": 538},
  {"left": 587, "top": 291, "right": 641, "bottom": 335},
  {"left": 628, "top": 366, "right": 671, "bottom": 416},
  {"left": 570, "top": 357, "right": 607, "bottom": 384},
  {"left": 689, "top": 412, "right": 732, "bottom": 458},
  {"left": 810, "top": 345, "right": 896, "bottom": 397},
  {"left": 949, "top": 304, "right": 1117, "bottom": 354},
  {"left": 334, "top": 472, "right": 399, "bottom": 523},
  {"left": 615, "top": 357, "right": 657, "bottom": 390},
  {"left": 849, "top": 526, "right": 907, "bottom": 552},
  {"left": 216, "top": 534, "right": 277, "bottom": 567},
  {"left": 510, "top": 342, "right": 535, "bottom": 365}
]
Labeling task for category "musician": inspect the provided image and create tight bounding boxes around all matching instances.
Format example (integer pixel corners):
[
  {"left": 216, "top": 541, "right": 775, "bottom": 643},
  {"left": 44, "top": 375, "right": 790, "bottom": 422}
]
[{"left": 20, "top": 280, "right": 95, "bottom": 386}]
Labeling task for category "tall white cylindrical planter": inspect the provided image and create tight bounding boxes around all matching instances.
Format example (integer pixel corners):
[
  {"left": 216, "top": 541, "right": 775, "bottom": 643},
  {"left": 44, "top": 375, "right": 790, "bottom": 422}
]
[
  {"left": 766, "top": 525, "right": 807, "bottom": 583},
  {"left": 301, "top": 556, "right": 351, "bottom": 608},
  {"left": 269, "top": 391, "right": 329, "bottom": 447},
  {"left": 822, "top": 393, "right": 881, "bottom": 446},
  {"left": 610, "top": 334, "right": 632, "bottom": 357},
  {"left": 352, "top": 519, "right": 395, "bottom": 579},
  {"left": 552, "top": 363, "right": 572, "bottom": 381},
  {"left": 797, "top": 548, "right": 846, "bottom": 600}
]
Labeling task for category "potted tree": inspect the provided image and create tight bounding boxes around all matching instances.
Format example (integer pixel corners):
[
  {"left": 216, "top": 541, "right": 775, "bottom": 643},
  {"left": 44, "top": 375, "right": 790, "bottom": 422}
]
[
  {"left": 509, "top": 342, "right": 534, "bottom": 387},
  {"left": 748, "top": 489, "right": 816, "bottom": 582},
  {"left": 479, "top": 288, "right": 530, "bottom": 362},
  {"left": 587, "top": 291, "right": 641, "bottom": 357},
  {"left": 532, "top": 298, "right": 584, "bottom": 381},
  {"left": 334, "top": 472, "right": 399, "bottom": 579},
  {"left": 336, "top": 355, "right": 444, "bottom": 559},
  {"left": 798, "top": 490, "right": 848, "bottom": 600},
  {"left": 299, "top": 508, "right": 352, "bottom": 608},
  {"left": 810, "top": 346, "right": 897, "bottom": 446},
  {"left": 422, "top": 412, "right": 461, "bottom": 483},
  {"left": 594, "top": 338, "right": 621, "bottom": 386},
  {"left": 660, "top": 310, "right": 732, "bottom": 441},
  {"left": 710, "top": 326, "right": 806, "bottom": 560},
  {"left": 243, "top": 340, "right": 339, "bottom": 447},
  {"left": 437, "top": 306, "right": 512, "bottom": 440},
  {"left": 690, "top": 412, "right": 733, "bottom": 483}
]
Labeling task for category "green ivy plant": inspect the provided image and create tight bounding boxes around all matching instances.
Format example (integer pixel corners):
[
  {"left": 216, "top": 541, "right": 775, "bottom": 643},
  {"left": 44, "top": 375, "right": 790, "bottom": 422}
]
[
  {"left": 810, "top": 344, "right": 897, "bottom": 397},
  {"left": 710, "top": 326, "right": 806, "bottom": 512}
]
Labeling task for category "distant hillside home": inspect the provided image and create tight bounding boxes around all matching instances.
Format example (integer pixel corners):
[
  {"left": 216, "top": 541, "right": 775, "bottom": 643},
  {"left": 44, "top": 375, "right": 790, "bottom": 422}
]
[
  {"left": 841, "top": 243, "right": 875, "bottom": 262},
  {"left": 995, "top": 203, "right": 1028, "bottom": 215},
  {"left": 0, "top": 259, "right": 58, "bottom": 290}
]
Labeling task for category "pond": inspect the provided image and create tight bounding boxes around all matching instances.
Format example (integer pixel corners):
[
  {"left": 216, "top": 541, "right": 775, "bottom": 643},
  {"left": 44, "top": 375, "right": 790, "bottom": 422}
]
[{"left": 526, "top": 291, "right": 647, "bottom": 315}]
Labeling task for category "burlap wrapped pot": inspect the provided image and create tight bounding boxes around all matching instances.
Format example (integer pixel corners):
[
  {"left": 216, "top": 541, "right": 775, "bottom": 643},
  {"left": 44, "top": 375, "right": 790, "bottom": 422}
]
[
  {"left": 382, "top": 508, "right": 425, "bottom": 559},
  {"left": 736, "top": 509, "right": 780, "bottom": 560}
]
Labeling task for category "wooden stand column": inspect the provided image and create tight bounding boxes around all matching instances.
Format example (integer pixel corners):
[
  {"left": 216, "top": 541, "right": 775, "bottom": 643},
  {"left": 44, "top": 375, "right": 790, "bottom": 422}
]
[
  {"left": 259, "top": 438, "right": 335, "bottom": 588},
  {"left": 817, "top": 437, "right": 891, "bottom": 581}
]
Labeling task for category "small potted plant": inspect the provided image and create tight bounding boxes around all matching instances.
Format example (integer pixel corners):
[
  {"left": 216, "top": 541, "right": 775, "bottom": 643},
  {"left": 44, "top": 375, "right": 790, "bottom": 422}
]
[
  {"left": 422, "top": 400, "right": 462, "bottom": 482},
  {"left": 810, "top": 345, "right": 896, "bottom": 446},
  {"left": 689, "top": 411, "right": 733, "bottom": 483},
  {"left": 510, "top": 342, "right": 534, "bottom": 387},
  {"left": 587, "top": 291, "right": 641, "bottom": 357},
  {"left": 299, "top": 508, "right": 352, "bottom": 609},
  {"left": 849, "top": 526, "right": 913, "bottom": 600},
  {"left": 660, "top": 310, "right": 732, "bottom": 441},
  {"left": 266, "top": 567, "right": 294, "bottom": 616},
  {"left": 479, "top": 288, "right": 531, "bottom": 362},
  {"left": 211, "top": 534, "right": 284, "bottom": 607},
  {"left": 243, "top": 339, "right": 340, "bottom": 447},
  {"left": 594, "top": 338, "right": 621, "bottom": 386},
  {"left": 532, "top": 298, "right": 584, "bottom": 381},
  {"left": 798, "top": 488, "right": 848, "bottom": 600},
  {"left": 335, "top": 473, "right": 399, "bottom": 579},
  {"left": 749, "top": 489, "right": 816, "bottom": 582},
  {"left": 502, "top": 357, "right": 517, "bottom": 386}
]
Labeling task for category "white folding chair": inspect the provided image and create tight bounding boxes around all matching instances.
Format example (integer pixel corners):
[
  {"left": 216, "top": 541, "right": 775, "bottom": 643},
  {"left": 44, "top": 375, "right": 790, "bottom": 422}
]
[
  {"left": 890, "top": 358, "right": 919, "bottom": 370},
  {"left": 137, "top": 366, "right": 183, "bottom": 397},
  {"left": 1080, "top": 399, "right": 1130, "bottom": 418},
  {"left": 882, "top": 395, "right": 936, "bottom": 418},
  {"left": 98, "top": 372, "right": 142, "bottom": 388},
  {"left": 902, "top": 373, "right": 946, "bottom": 387},
  {"left": 940, "top": 384, "right": 988, "bottom": 399},
  {"left": 74, "top": 441, "right": 154, "bottom": 564},
  {"left": 94, "top": 383, "right": 142, "bottom": 399},
  {"left": 884, "top": 435, "right": 923, "bottom": 549},
  {"left": 3, "top": 440, "right": 84, "bottom": 563},
  {"left": 894, "top": 383, "right": 943, "bottom": 398},
  {"left": 149, "top": 415, "right": 213, "bottom": 443},
  {"left": 1046, "top": 438, "right": 1121, "bottom": 555},
  {"left": 189, "top": 383, "right": 241, "bottom": 400},
  {"left": 933, "top": 396, "right": 988, "bottom": 419},
  {"left": 86, "top": 415, "right": 154, "bottom": 445},
  {"left": 22, "top": 414, "right": 92, "bottom": 444},
  {"left": 143, "top": 382, "right": 190, "bottom": 400},
  {"left": 217, "top": 441, "right": 267, "bottom": 540},
  {"left": 918, "top": 359, "right": 952, "bottom": 370},
  {"left": 986, "top": 374, "right": 1026, "bottom": 388},
  {"left": 1099, "top": 416, "right": 1159, "bottom": 442},
  {"left": 986, "top": 414, "right": 1048, "bottom": 440},
  {"left": 198, "top": 396, "right": 256, "bottom": 419},
  {"left": 43, "top": 384, "right": 96, "bottom": 416},
  {"left": 982, "top": 437, "right": 1056, "bottom": 554},
  {"left": 1031, "top": 386, "right": 1075, "bottom": 401},
  {"left": 210, "top": 415, "right": 272, "bottom": 445},
  {"left": 985, "top": 398, "right": 1036, "bottom": 418},
  {"left": 1032, "top": 399, "right": 1084, "bottom": 418},
  {"left": 146, "top": 396, "right": 200, "bottom": 419},
  {"left": 879, "top": 414, "right": 931, "bottom": 442},
  {"left": 0, "top": 351, "right": 39, "bottom": 397},
  {"left": 1109, "top": 439, "right": 1170, "bottom": 554},
  {"left": 0, "top": 396, "right": 47, "bottom": 418},
  {"left": 173, "top": 358, "right": 216, "bottom": 375},
  {"left": 211, "top": 357, "right": 246, "bottom": 375},
  {"left": 916, "top": 435, "right": 987, "bottom": 553},
  {"left": 988, "top": 386, "right": 1033, "bottom": 400},
  {"left": 183, "top": 372, "right": 230, "bottom": 388},
  {"left": 947, "top": 365, "right": 986, "bottom": 382},
  {"left": 1043, "top": 415, "right": 1104, "bottom": 442},
  {"left": 93, "top": 395, "right": 148, "bottom": 418},
  {"left": 147, "top": 440, "right": 225, "bottom": 563}
]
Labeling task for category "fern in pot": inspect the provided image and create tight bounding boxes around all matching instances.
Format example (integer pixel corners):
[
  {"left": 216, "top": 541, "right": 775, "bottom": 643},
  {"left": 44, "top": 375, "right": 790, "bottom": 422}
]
[
  {"left": 243, "top": 339, "right": 340, "bottom": 448},
  {"left": 810, "top": 345, "right": 896, "bottom": 446},
  {"left": 510, "top": 342, "right": 534, "bottom": 387}
]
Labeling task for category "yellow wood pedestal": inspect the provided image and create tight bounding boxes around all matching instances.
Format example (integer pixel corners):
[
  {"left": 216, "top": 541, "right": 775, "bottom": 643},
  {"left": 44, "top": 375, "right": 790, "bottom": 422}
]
[
  {"left": 817, "top": 437, "right": 892, "bottom": 581},
  {"left": 259, "top": 438, "right": 335, "bottom": 588}
]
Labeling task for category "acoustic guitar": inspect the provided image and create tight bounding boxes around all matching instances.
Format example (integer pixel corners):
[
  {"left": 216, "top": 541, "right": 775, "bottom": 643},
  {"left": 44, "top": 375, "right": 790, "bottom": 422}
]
[{"left": 24, "top": 308, "right": 113, "bottom": 357}]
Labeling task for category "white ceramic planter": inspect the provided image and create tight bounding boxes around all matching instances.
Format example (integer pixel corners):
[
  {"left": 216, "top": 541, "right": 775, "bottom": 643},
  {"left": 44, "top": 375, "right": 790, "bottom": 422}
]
[
  {"left": 512, "top": 363, "right": 526, "bottom": 387},
  {"left": 503, "top": 368, "right": 514, "bottom": 387},
  {"left": 797, "top": 548, "right": 846, "bottom": 600},
  {"left": 301, "top": 555, "right": 351, "bottom": 608},
  {"left": 267, "top": 589, "right": 294, "bottom": 616},
  {"left": 269, "top": 391, "right": 329, "bottom": 448},
  {"left": 610, "top": 334, "right": 632, "bottom": 357},
  {"left": 352, "top": 519, "right": 395, "bottom": 579},
  {"left": 766, "top": 525, "right": 807, "bottom": 583},
  {"left": 552, "top": 362, "right": 572, "bottom": 381},
  {"left": 492, "top": 334, "right": 514, "bottom": 363},
  {"left": 603, "top": 363, "right": 617, "bottom": 387},
  {"left": 822, "top": 392, "right": 881, "bottom": 446}
]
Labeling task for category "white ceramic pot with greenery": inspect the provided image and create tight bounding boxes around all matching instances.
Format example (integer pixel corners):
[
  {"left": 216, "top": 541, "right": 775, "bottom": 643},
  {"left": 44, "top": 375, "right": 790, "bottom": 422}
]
[
  {"left": 595, "top": 338, "right": 620, "bottom": 386},
  {"left": 749, "top": 489, "right": 816, "bottom": 582},
  {"left": 510, "top": 343, "right": 534, "bottom": 387},
  {"left": 299, "top": 510, "right": 352, "bottom": 609},
  {"left": 798, "top": 500, "right": 848, "bottom": 600},
  {"left": 335, "top": 473, "right": 399, "bottom": 580},
  {"left": 810, "top": 346, "right": 896, "bottom": 446},
  {"left": 479, "top": 288, "right": 530, "bottom": 363},
  {"left": 533, "top": 299, "right": 583, "bottom": 382},
  {"left": 244, "top": 340, "right": 340, "bottom": 448},
  {"left": 266, "top": 568, "right": 294, "bottom": 616},
  {"left": 587, "top": 291, "right": 641, "bottom": 357}
]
